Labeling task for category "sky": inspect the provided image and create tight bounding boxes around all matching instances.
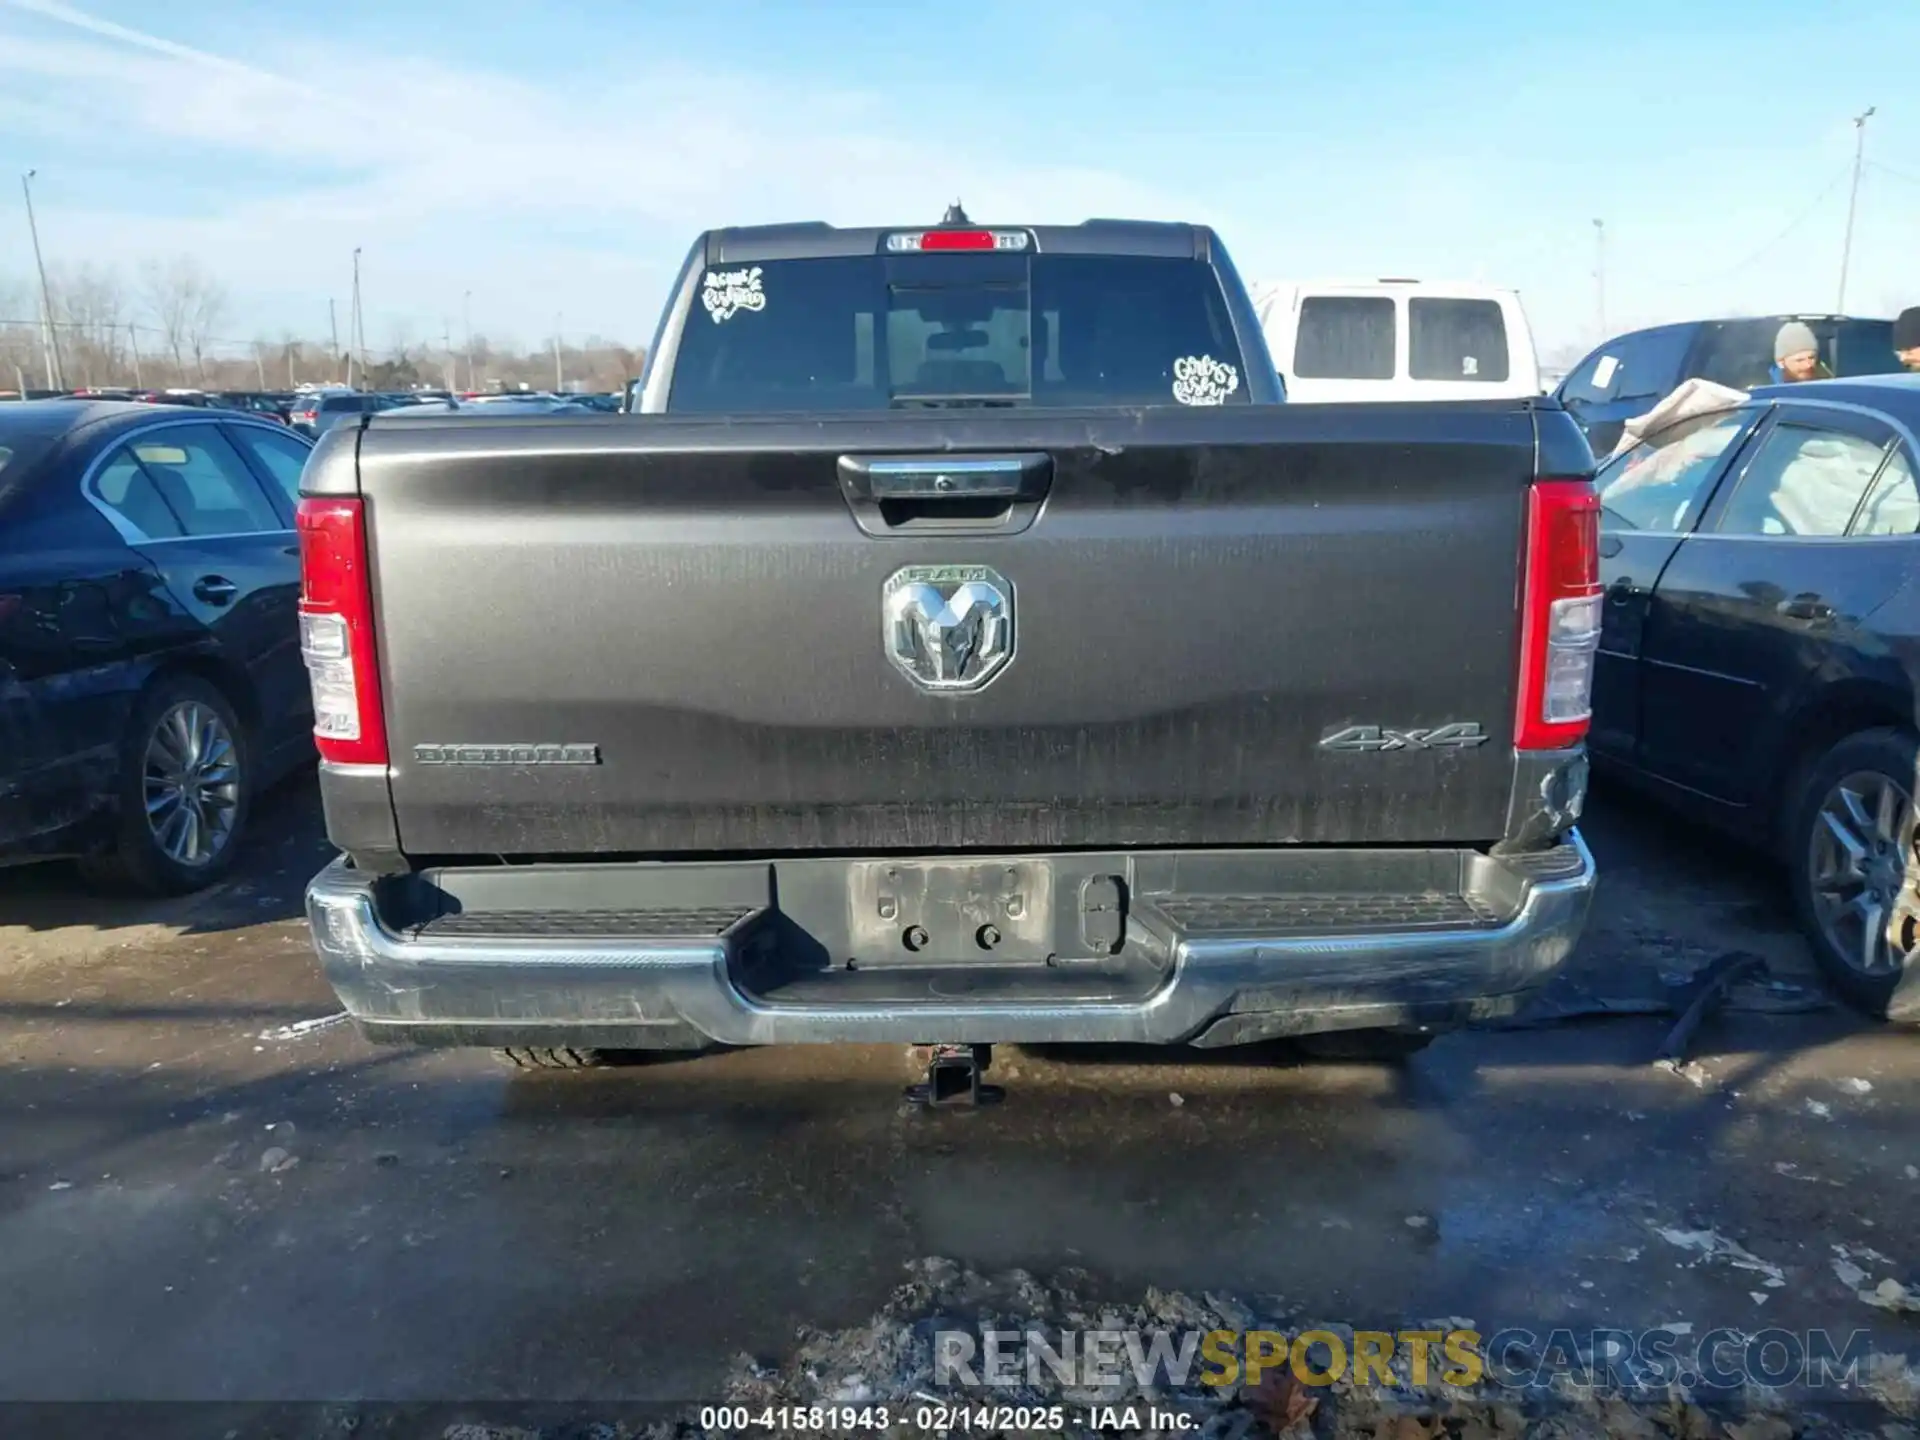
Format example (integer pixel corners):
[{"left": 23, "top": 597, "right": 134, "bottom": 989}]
[{"left": 2, "top": 0, "right": 1918, "bottom": 362}]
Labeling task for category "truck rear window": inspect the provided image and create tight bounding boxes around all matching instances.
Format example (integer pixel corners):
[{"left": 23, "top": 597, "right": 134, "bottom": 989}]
[
  {"left": 1291, "top": 296, "right": 1395, "bottom": 380},
  {"left": 1409, "top": 298, "right": 1510, "bottom": 382},
  {"left": 1693, "top": 318, "right": 1903, "bottom": 389},
  {"left": 666, "top": 253, "right": 1248, "bottom": 412}
]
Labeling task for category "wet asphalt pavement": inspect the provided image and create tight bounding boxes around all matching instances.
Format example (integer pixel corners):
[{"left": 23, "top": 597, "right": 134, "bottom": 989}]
[{"left": 0, "top": 776, "right": 1915, "bottom": 1407}]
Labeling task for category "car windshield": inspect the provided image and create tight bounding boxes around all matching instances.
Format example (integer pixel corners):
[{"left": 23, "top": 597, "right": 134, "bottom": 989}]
[{"left": 666, "top": 251, "right": 1248, "bottom": 413}]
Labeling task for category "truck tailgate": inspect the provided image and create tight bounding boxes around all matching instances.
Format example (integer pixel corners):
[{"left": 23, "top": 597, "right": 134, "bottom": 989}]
[{"left": 352, "top": 405, "right": 1536, "bottom": 855}]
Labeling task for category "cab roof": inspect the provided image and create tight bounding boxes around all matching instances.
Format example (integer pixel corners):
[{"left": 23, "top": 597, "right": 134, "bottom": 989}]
[{"left": 703, "top": 218, "right": 1211, "bottom": 265}]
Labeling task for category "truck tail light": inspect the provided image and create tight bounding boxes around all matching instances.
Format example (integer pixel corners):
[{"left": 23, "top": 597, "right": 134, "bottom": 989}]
[
  {"left": 884, "top": 230, "right": 1029, "bottom": 252},
  {"left": 1514, "top": 478, "right": 1601, "bottom": 751},
  {"left": 296, "top": 496, "right": 387, "bottom": 766}
]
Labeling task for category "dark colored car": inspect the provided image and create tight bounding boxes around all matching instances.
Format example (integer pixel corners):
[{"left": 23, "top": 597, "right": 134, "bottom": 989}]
[
  {"left": 1591, "top": 373, "right": 1920, "bottom": 1016},
  {"left": 1558, "top": 315, "right": 1906, "bottom": 456},
  {"left": 218, "top": 391, "right": 296, "bottom": 424},
  {"left": 0, "top": 402, "right": 316, "bottom": 892},
  {"left": 288, "top": 391, "right": 402, "bottom": 437}
]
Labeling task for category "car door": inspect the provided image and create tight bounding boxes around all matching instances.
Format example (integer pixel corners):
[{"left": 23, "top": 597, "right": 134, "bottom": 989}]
[
  {"left": 87, "top": 422, "right": 306, "bottom": 774},
  {"left": 1558, "top": 325, "right": 1695, "bottom": 457},
  {"left": 1, "top": 436, "right": 195, "bottom": 852},
  {"left": 1634, "top": 404, "right": 1909, "bottom": 806},
  {"left": 1590, "top": 405, "right": 1765, "bottom": 764}
]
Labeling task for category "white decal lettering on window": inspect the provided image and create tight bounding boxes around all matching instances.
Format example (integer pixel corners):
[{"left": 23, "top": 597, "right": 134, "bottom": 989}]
[
  {"left": 701, "top": 267, "right": 766, "bottom": 324},
  {"left": 1172, "top": 355, "right": 1240, "bottom": 406}
]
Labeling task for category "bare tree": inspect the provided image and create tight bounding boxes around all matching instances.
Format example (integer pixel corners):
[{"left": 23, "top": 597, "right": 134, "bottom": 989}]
[
  {"left": 0, "top": 277, "right": 38, "bottom": 392},
  {"left": 187, "top": 272, "right": 228, "bottom": 383},
  {"left": 142, "top": 258, "right": 193, "bottom": 380},
  {"left": 49, "top": 263, "right": 126, "bottom": 386}
]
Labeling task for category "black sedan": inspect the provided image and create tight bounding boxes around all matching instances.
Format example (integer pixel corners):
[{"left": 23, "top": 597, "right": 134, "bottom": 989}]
[
  {"left": 1591, "top": 374, "right": 1920, "bottom": 1016},
  {"left": 0, "top": 402, "right": 316, "bottom": 892}
]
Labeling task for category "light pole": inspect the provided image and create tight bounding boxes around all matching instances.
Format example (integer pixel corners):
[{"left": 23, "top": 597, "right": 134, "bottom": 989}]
[
  {"left": 552, "top": 312, "right": 563, "bottom": 392},
  {"left": 463, "top": 290, "right": 474, "bottom": 393},
  {"left": 1592, "top": 218, "right": 1606, "bottom": 341},
  {"left": 21, "top": 170, "right": 64, "bottom": 390},
  {"left": 1838, "top": 106, "right": 1875, "bottom": 312},
  {"left": 350, "top": 247, "right": 365, "bottom": 387}
]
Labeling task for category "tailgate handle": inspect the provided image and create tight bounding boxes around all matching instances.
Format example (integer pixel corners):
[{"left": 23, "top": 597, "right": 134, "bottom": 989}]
[
  {"left": 838, "top": 452, "right": 1053, "bottom": 537},
  {"left": 841, "top": 453, "right": 1051, "bottom": 500}
]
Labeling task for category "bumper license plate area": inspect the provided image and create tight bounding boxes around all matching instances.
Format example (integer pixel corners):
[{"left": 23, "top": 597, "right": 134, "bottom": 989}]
[{"left": 847, "top": 859, "right": 1056, "bottom": 966}]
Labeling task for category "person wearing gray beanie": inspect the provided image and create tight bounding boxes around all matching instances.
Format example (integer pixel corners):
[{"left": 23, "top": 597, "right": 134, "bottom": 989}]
[
  {"left": 1771, "top": 320, "right": 1828, "bottom": 383},
  {"left": 1893, "top": 307, "right": 1920, "bottom": 371}
]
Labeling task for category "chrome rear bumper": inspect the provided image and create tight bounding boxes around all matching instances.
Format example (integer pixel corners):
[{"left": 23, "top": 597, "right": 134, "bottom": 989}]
[{"left": 304, "top": 832, "right": 1596, "bottom": 1049}]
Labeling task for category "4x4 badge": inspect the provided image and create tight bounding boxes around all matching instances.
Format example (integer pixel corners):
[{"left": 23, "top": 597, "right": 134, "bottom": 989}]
[{"left": 1319, "top": 723, "right": 1489, "bottom": 753}]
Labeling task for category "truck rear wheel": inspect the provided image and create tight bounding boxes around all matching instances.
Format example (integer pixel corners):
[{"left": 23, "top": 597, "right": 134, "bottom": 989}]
[{"left": 1295, "top": 1028, "right": 1437, "bottom": 1062}]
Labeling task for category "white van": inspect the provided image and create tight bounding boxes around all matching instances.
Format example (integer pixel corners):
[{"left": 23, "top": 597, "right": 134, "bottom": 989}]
[{"left": 1253, "top": 280, "right": 1541, "bottom": 403}]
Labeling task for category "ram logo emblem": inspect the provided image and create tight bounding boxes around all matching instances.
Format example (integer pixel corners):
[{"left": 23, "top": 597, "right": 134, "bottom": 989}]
[
  {"left": 882, "top": 564, "right": 1014, "bottom": 692},
  {"left": 1319, "top": 723, "right": 1490, "bottom": 753}
]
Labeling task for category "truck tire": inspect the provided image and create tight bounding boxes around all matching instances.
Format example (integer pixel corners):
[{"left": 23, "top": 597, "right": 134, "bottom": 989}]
[
  {"left": 1787, "top": 727, "right": 1918, "bottom": 1020},
  {"left": 1295, "top": 1028, "right": 1437, "bottom": 1062},
  {"left": 79, "top": 674, "right": 251, "bottom": 896},
  {"left": 494, "top": 1046, "right": 612, "bottom": 1070}
]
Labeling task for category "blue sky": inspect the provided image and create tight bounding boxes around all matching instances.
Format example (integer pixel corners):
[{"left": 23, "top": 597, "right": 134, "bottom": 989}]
[{"left": 2, "top": 0, "right": 1917, "bottom": 362}]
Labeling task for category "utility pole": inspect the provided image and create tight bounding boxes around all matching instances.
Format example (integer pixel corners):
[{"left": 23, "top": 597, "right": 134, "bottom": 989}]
[
  {"left": 21, "top": 170, "right": 65, "bottom": 390},
  {"left": 552, "top": 313, "right": 563, "bottom": 392},
  {"left": 287, "top": 342, "right": 296, "bottom": 389},
  {"left": 255, "top": 349, "right": 266, "bottom": 388},
  {"left": 442, "top": 319, "right": 454, "bottom": 391},
  {"left": 1838, "top": 106, "right": 1875, "bottom": 312},
  {"left": 329, "top": 298, "right": 340, "bottom": 382},
  {"left": 350, "top": 247, "right": 365, "bottom": 388},
  {"left": 128, "top": 322, "right": 142, "bottom": 388},
  {"left": 1592, "top": 219, "right": 1606, "bottom": 341},
  {"left": 463, "top": 290, "right": 474, "bottom": 393}
]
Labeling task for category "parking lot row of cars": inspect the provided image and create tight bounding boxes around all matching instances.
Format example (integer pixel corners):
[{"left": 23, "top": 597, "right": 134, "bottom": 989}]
[{"left": 2, "top": 336, "right": 1917, "bottom": 1020}]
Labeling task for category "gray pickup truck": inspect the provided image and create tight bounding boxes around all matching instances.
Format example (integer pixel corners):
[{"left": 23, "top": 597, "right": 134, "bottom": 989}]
[{"left": 298, "top": 211, "right": 1599, "bottom": 1075}]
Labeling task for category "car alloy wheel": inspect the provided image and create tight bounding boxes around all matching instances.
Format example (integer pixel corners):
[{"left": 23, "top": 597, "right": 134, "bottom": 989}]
[
  {"left": 142, "top": 699, "right": 242, "bottom": 868},
  {"left": 1807, "top": 768, "right": 1916, "bottom": 979}
]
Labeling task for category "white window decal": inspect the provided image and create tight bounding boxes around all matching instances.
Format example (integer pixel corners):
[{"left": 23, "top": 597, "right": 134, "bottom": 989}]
[
  {"left": 701, "top": 266, "right": 766, "bottom": 324},
  {"left": 1462, "top": 355, "right": 1480, "bottom": 376},
  {"left": 1172, "top": 355, "right": 1240, "bottom": 406},
  {"left": 1592, "top": 354, "right": 1619, "bottom": 389}
]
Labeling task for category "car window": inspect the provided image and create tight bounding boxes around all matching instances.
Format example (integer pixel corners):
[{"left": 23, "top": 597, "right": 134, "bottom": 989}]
[
  {"left": 1559, "top": 348, "right": 1615, "bottom": 404},
  {"left": 1692, "top": 318, "right": 1905, "bottom": 389},
  {"left": 92, "top": 444, "right": 185, "bottom": 539},
  {"left": 1408, "top": 298, "right": 1509, "bottom": 382},
  {"left": 667, "top": 253, "right": 1248, "bottom": 412},
  {"left": 1610, "top": 328, "right": 1693, "bottom": 402},
  {"left": 1291, "top": 296, "right": 1395, "bottom": 381},
  {"left": 1852, "top": 448, "right": 1919, "bottom": 537},
  {"left": 1595, "top": 412, "right": 1750, "bottom": 532},
  {"left": 128, "top": 424, "right": 285, "bottom": 537},
  {"left": 1714, "top": 423, "right": 1888, "bottom": 537},
  {"left": 228, "top": 425, "right": 312, "bottom": 505}
]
